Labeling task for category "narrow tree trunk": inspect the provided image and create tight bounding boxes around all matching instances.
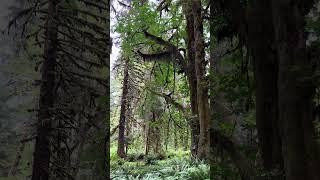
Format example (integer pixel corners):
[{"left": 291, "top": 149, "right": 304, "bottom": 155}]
[
  {"left": 191, "top": 0, "right": 210, "bottom": 159},
  {"left": 31, "top": 0, "right": 58, "bottom": 179},
  {"left": 174, "top": 125, "right": 178, "bottom": 149},
  {"left": 117, "top": 59, "right": 129, "bottom": 158},
  {"left": 247, "top": 0, "right": 283, "bottom": 171},
  {"left": 144, "top": 122, "right": 150, "bottom": 156},
  {"left": 271, "top": 1, "right": 320, "bottom": 179},
  {"left": 165, "top": 118, "right": 170, "bottom": 151}
]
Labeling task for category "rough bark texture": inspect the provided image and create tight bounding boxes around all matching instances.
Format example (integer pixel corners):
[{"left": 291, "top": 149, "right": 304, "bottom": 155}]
[
  {"left": 191, "top": 0, "right": 210, "bottom": 159},
  {"left": 31, "top": 0, "right": 58, "bottom": 179},
  {"left": 105, "top": 1, "right": 111, "bottom": 178},
  {"left": 271, "top": 1, "right": 320, "bottom": 179},
  {"left": 117, "top": 60, "right": 129, "bottom": 158},
  {"left": 182, "top": 1, "right": 200, "bottom": 158},
  {"left": 247, "top": 0, "right": 283, "bottom": 171}
]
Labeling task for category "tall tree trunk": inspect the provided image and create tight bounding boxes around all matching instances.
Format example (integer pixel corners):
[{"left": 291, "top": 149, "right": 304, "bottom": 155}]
[
  {"left": 144, "top": 122, "right": 150, "bottom": 156},
  {"left": 105, "top": 0, "right": 111, "bottom": 178},
  {"left": 182, "top": 1, "right": 200, "bottom": 158},
  {"left": 210, "top": 128, "right": 257, "bottom": 180},
  {"left": 165, "top": 118, "right": 170, "bottom": 151},
  {"left": 117, "top": 59, "right": 129, "bottom": 158},
  {"left": 125, "top": 120, "right": 130, "bottom": 155},
  {"left": 151, "top": 111, "right": 161, "bottom": 154},
  {"left": 31, "top": 0, "right": 58, "bottom": 179},
  {"left": 247, "top": 0, "right": 283, "bottom": 171},
  {"left": 191, "top": 0, "right": 210, "bottom": 159},
  {"left": 271, "top": 1, "right": 320, "bottom": 179}
]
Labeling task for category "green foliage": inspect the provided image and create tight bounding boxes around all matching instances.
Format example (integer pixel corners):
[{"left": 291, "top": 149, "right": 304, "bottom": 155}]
[
  {"left": 111, "top": 157, "right": 209, "bottom": 180},
  {"left": 111, "top": 143, "right": 204, "bottom": 179},
  {"left": 114, "top": 0, "right": 184, "bottom": 59},
  {"left": 242, "top": 110, "right": 256, "bottom": 130}
]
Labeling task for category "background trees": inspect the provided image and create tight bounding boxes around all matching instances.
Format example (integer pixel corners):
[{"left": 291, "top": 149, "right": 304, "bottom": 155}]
[{"left": 111, "top": 0, "right": 320, "bottom": 179}]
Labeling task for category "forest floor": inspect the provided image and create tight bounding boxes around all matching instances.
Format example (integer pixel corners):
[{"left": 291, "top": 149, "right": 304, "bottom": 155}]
[{"left": 110, "top": 148, "right": 210, "bottom": 180}]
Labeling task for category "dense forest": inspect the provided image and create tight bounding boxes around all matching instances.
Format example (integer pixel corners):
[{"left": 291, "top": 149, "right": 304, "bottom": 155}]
[
  {"left": 110, "top": 0, "right": 320, "bottom": 180},
  {"left": 0, "top": 0, "right": 320, "bottom": 180}
]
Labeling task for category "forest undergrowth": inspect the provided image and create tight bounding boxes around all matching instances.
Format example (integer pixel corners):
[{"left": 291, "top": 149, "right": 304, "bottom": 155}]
[{"left": 110, "top": 147, "right": 210, "bottom": 180}]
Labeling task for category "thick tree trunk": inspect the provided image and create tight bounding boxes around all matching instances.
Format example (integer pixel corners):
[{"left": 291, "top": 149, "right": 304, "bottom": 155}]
[
  {"left": 105, "top": 0, "right": 111, "bottom": 178},
  {"left": 152, "top": 111, "right": 161, "bottom": 154},
  {"left": 210, "top": 128, "right": 257, "bottom": 180},
  {"left": 247, "top": 0, "right": 283, "bottom": 171},
  {"left": 31, "top": 0, "right": 58, "bottom": 179},
  {"left": 191, "top": 0, "right": 210, "bottom": 159},
  {"left": 182, "top": 1, "right": 200, "bottom": 158},
  {"left": 271, "top": 1, "right": 320, "bottom": 179},
  {"left": 117, "top": 59, "right": 129, "bottom": 158},
  {"left": 188, "top": 76, "right": 200, "bottom": 157},
  {"left": 125, "top": 120, "right": 130, "bottom": 155}
]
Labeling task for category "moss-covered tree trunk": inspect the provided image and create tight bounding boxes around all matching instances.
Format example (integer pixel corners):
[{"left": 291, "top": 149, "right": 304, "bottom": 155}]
[
  {"left": 182, "top": 1, "right": 200, "bottom": 158},
  {"left": 191, "top": 0, "right": 210, "bottom": 160},
  {"left": 117, "top": 59, "right": 129, "bottom": 158}
]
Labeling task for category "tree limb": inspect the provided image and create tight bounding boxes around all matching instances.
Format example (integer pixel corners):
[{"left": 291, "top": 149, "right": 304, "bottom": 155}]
[
  {"left": 146, "top": 88, "right": 186, "bottom": 112},
  {"left": 137, "top": 50, "right": 174, "bottom": 63},
  {"left": 142, "top": 30, "right": 187, "bottom": 72}
]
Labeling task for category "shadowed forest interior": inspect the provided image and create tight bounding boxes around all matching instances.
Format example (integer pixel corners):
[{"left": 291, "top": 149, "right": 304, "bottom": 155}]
[{"left": 0, "top": 0, "right": 320, "bottom": 180}]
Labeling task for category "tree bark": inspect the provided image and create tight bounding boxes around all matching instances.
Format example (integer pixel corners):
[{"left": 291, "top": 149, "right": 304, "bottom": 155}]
[
  {"left": 247, "top": 0, "right": 283, "bottom": 171},
  {"left": 117, "top": 59, "right": 129, "bottom": 158},
  {"left": 191, "top": 0, "right": 211, "bottom": 160},
  {"left": 105, "top": 1, "right": 111, "bottom": 178},
  {"left": 182, "top": 1, "right": 200, "bottom": 158},
  {"left": 152, "top": 111, "right": 161, "bottom": 154},
  {"left": 271, "top": 1, "right": 320, "bottom": 179},
  {"left": 31, "top": 0, "right": 58, "bottom": 179},
  {"left": 144, "top": 122, "right": 150, "bottom": 156}
]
